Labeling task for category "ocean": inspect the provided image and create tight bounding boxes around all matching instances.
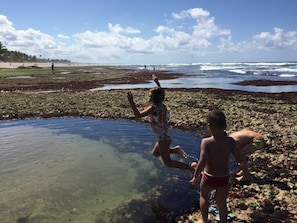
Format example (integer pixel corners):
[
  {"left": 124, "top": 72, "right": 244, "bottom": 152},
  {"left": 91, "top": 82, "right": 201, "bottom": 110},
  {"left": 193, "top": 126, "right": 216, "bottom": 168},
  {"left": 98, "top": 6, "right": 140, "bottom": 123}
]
[{"left": 99, "top": 62, "right": 297, "bottom": 93}]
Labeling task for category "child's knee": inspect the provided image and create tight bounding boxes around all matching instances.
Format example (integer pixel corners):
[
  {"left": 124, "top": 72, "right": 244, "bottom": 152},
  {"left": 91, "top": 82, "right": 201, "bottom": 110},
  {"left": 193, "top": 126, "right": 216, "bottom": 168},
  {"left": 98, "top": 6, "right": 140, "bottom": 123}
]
[{"left": 152, "top": 150, "right": 160, "bottom": 157}]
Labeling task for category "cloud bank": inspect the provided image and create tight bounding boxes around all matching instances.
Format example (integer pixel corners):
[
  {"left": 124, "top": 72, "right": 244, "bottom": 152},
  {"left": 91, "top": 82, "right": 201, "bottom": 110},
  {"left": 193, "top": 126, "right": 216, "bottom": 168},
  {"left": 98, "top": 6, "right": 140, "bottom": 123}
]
[{"left": 0, "top": 8, "right": 296, "bottom": 64}]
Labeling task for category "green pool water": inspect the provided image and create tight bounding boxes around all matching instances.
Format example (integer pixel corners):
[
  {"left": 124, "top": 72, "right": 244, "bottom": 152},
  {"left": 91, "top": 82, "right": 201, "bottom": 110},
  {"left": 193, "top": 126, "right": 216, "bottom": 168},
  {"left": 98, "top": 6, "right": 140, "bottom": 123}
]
[{"left": 0, "top": 118, "right": 201, "bottom": 223}]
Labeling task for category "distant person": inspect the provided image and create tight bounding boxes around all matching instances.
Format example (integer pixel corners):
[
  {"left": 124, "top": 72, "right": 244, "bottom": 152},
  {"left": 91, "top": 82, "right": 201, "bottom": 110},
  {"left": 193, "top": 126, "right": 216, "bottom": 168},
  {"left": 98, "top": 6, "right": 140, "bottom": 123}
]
[
  {"left": 190, "top": 110, "right": 245, "bottom": 223},
  {"left": 229, "top": 129, "right": 265, "bottom": 182},
  {"left": 127, "top": 74, "right": 195, "bottom": 171},
  {"left": 51, "top": 62, "right": 55, "bottom": 74}
]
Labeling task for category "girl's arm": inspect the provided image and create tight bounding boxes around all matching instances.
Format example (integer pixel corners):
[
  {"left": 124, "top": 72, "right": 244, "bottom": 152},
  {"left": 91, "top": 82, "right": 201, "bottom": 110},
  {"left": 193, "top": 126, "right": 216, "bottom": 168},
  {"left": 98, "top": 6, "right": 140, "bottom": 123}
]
[
  {"left": 127, "top": 91, "right": 153, "bottom": 118},
  {"left": 152, "top": 74, "right": 161, "bottom": 87}
]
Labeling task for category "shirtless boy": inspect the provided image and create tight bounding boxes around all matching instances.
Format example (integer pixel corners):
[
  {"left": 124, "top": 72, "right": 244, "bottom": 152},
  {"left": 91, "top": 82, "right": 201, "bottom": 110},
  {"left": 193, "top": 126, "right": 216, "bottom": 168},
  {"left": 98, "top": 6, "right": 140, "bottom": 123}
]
[
  {"left": 229, "top": 129, "right": 265, "bottom": 181},
  {"left": 190, "top": 110, "right": 245, "bottom": 223}
]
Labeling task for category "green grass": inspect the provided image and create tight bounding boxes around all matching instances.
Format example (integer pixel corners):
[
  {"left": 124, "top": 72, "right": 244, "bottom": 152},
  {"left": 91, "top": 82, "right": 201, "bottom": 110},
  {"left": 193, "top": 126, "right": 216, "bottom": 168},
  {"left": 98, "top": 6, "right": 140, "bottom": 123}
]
[
  {"left": 0, "top": 67, "right": 51, "bottom": 77},
  {"left": 0, "top": 65, "right": 138, "bottom": 89}
]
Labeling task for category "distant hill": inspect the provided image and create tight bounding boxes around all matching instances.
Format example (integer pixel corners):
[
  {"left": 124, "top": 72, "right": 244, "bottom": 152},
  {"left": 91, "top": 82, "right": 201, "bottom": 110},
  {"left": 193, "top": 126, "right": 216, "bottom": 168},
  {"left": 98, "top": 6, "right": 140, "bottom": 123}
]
[{"left": 0, "top": 42, "right": 70, "bottom": 63}]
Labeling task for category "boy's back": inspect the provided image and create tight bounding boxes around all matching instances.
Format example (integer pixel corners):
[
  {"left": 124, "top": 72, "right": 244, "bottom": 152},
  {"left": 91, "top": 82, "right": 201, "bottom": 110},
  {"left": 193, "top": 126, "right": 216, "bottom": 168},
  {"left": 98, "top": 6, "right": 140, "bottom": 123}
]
[
  {"left": 202, "top": 135, "right": 237, "bottom": 177},
  {"left": 229, "top": 129, "right": 263, "bottom": 148}
]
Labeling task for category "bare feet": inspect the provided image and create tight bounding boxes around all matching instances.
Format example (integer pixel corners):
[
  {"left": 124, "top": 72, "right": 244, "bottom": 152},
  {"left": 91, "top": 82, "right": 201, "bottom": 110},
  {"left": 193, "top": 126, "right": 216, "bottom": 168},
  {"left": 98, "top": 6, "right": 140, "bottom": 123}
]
[
  {"left": 235, "top": 170, "right": 244, "bottom": 177},
  {"left": 172, "top": 145, "right": 188, "bottom": 158},
  {"left": 236, "top": 174, "right": 252, "bottom": 182},
  {"left": 191, "top": 162, "right": 198, "bottom": 168}
]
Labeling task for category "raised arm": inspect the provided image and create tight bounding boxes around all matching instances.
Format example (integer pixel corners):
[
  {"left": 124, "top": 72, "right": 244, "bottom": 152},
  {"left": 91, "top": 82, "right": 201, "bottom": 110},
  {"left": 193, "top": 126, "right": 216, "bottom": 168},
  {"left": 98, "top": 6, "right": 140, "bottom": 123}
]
[
  {"left": 152, "top": 74, "right": 161, "bottom": 88},
  {"left": 127, "top": 91, "right": 153, "bottom": 118}
]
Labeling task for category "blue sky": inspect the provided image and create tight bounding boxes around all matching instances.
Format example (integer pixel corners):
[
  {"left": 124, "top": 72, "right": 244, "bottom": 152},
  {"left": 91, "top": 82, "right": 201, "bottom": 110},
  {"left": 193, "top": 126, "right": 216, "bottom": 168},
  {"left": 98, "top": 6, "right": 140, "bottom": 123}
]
[{"left": 0, "top": 0, "right": 296, "bottom": 64}]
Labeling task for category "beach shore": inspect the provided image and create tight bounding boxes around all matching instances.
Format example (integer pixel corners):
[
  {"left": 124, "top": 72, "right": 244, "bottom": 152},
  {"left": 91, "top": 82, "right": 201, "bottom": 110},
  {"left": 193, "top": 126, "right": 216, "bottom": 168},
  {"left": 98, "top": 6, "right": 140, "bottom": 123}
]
[
  {"left": 0, "top": 65, "right": 296, "bottom": 222},
  {"left": 0, "top": 62, "right": 73, "bottom": 69}
]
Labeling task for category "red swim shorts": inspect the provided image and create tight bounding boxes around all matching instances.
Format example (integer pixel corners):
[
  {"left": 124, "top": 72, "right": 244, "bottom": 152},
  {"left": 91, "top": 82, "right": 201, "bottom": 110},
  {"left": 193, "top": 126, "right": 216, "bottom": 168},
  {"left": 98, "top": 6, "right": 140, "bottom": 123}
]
[{"left": 202, "top": 172, "right": 230, "bottom": 188}]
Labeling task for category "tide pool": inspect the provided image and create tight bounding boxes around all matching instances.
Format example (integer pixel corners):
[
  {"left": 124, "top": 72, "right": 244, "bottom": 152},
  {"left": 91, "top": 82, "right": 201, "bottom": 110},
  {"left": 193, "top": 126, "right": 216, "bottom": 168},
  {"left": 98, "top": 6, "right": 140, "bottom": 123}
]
[{"left": 0, "top": 118, "right": 202, "bottom": 223}]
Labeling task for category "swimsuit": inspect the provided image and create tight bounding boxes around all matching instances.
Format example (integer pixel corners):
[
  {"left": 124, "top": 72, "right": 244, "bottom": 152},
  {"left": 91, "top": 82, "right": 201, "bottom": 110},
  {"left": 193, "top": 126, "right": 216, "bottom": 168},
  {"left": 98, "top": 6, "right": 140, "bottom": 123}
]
[
  {"left": 252, "top": 139, "right": 265, "bottom": 150},
  {"left": 202, "top": 171, "right": 230, "bottom": 188},
  {"left": 150, "top": 104, "right": 171, "bottom": 141}
]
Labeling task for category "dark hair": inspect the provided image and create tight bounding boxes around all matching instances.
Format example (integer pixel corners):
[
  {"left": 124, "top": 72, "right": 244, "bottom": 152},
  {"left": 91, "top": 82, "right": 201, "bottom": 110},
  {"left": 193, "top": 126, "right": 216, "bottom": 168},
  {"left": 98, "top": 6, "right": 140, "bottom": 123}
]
[
  {"left": 207, "top": 109, "right": 226, "bottom": 130},
  {"left": 149, "top": 87, "right": 165, "bottom": 104}
]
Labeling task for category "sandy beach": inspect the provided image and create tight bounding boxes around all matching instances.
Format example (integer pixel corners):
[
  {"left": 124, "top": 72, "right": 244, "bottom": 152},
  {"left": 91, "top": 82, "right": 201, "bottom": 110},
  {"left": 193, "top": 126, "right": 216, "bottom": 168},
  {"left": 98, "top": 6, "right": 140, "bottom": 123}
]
[
  {"left": 0, "top": 64, "right": 296, "bottom": 222},
  {"left": 0, "top": 62, "right": 73, "bottom": 69}
]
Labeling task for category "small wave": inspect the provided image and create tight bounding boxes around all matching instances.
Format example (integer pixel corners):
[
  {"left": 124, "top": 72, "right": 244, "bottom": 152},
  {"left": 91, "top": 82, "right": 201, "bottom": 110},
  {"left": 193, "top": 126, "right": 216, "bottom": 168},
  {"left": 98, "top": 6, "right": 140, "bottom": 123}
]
[
  {"left": 229, "top": 69, "right": 246, "bottom": 74},
  {"left": 279, "top": 73, "right": 297, "bottom": 77},
  {"left": 275, "top": 68, "right": 297, "bottom": 73}
]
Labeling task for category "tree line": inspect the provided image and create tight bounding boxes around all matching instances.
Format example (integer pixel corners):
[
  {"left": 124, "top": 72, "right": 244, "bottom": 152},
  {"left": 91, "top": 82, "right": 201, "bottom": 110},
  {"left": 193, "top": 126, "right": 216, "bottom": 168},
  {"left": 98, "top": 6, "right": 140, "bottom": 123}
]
[{"left": 0, "top": 42, "right": 70, "bottom": 63}]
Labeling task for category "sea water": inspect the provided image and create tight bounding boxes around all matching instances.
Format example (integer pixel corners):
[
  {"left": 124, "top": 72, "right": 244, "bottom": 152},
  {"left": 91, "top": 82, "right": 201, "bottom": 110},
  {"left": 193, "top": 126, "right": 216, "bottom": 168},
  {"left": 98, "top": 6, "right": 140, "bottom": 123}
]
[
  {"left": 97, "top": 62, "right": 297, "bottom": 92},
  {"left": 0, "top": 118, "right": 204, "bottom": 223}
]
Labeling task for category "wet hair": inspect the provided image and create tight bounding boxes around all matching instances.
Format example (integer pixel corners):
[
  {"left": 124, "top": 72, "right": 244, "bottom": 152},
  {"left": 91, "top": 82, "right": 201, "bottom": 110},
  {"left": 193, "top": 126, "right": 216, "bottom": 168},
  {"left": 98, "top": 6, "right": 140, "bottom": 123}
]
[
  {"left": 149, "top": 87, "right": 165, "bottom": 104},
  {"left": 207, "top": 109, "right": 227, "bottom": 130}
]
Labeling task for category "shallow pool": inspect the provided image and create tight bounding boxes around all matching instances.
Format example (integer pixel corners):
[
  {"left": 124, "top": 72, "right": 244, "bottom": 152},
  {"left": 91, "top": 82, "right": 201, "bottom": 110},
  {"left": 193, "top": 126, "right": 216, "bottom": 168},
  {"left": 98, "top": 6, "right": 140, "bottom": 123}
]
[{"left": 0, "top": 118, "right": 206, "bottom": 223}]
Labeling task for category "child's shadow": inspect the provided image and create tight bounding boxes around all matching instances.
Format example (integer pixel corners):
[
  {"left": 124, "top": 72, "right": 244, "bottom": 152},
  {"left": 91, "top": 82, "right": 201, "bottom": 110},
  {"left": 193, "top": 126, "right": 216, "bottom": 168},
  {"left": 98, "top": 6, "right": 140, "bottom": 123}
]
[{"left": 238, "top": 175, "right": 290, "bottom": 190}]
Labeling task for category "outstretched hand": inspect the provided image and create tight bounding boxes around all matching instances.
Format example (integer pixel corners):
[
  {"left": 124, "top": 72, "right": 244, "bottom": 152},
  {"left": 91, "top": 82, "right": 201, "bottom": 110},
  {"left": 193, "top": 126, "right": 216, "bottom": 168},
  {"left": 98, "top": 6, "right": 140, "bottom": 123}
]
[
  {"left": 152, "top": 74, "right": 157, "bottom": 81},
  {"left": 152, "top": 74, "right": 161, "bottom": 87}
]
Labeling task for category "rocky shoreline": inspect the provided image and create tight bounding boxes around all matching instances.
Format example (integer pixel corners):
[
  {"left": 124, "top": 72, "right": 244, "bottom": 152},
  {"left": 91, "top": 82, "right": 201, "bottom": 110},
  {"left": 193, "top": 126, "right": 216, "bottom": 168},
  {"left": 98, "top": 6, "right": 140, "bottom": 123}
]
[{"left": 0, "top": 66, "right": 296, "bottom": 222}]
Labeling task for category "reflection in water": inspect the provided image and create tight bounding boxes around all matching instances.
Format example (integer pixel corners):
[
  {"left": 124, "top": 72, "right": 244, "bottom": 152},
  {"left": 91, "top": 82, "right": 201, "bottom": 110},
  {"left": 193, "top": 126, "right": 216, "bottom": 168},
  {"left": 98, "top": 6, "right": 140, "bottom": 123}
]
[{"left": 0, "top": 118, "right": 203, "bottom": 222}]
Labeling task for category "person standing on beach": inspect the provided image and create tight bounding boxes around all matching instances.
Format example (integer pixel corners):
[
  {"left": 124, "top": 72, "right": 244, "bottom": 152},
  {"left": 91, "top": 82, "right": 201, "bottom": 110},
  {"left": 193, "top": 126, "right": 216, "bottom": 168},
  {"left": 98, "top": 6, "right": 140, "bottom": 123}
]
[
  {"left": 190, "top": 110, "right": 245, "bottom": 223},
  {"left": 51, "top": 62, "right": 55, "bottom": 74},
  {"left": 127, "top": 74, "right": 195, "bottom": 171},
  {"left": 229, "top": 129, "right": 265, "bottom": 182}
]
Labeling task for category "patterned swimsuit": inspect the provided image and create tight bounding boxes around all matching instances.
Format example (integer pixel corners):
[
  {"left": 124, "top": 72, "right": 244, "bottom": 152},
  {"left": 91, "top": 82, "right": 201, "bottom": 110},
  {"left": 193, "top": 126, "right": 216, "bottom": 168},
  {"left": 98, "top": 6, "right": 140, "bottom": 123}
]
[{"left": 150, "top": 104, "right": 171, "bottom": 141}]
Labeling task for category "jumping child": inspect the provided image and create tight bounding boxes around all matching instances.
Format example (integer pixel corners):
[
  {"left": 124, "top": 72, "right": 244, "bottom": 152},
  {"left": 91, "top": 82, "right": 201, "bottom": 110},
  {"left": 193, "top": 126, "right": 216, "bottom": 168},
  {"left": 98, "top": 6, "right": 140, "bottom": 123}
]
[{"left": 127, "top": 74, "right": 195, "bottom": 171}]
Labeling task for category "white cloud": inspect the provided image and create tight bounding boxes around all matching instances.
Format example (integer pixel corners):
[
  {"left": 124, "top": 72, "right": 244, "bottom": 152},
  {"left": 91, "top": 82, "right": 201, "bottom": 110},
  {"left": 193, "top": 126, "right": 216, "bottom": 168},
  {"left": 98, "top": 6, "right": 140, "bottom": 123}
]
[
  {"left": 0, "top": 15, "right": 57, "bottom": 58},
  {"left": 219, "top": 28, "right": 297, "bottom": 54},
  {"left": 172, "top": 8, "right": 210, "bottom": 20},
  {"left": 218, "top": 36, "right": 249, "bottom": 53},
  {"left": 172, "top": 8, "right": 230, "bottom": 38},
  {"left": 57, "top": 34, "right": 70, "bottom": 39},
  {"left": 108, "top": 23, "right": 140, "bottom": 34},
  {"left": 0, "top": 9, "right": 296, "bottom": 64},
  {"left": 0, "top": 15, "right": 13, "bottom": 29},
  {"left": 253, "top": 27, "right": 297, "bottom": 50}
]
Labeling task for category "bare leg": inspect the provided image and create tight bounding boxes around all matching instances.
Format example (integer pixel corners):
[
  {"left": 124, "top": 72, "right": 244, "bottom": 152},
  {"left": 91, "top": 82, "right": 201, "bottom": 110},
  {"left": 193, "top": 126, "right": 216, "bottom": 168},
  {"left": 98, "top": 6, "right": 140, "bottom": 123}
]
[
  {"left": 152, "top": 141, "right": 159, "bottom": 157},
  {"left": 152, "top": 143, "right": 188, "bottom": 159},
  {"left": 158, "top": 138, "right": 194, "bottom": 170},
  {"left": 236, "top": 143, "right": 254, "bottom": 181},
  {"left": 170, "top": 145, "right": 188, "bottom": 158},
  {"left": 199, "top": 179, "right": 212, "bottom": 223},
  {"left": 216, "top": 185, "right": 229, "bottom": 223},
  {"left": 241, "top": 142, "right": 257, "bottom": 156}
]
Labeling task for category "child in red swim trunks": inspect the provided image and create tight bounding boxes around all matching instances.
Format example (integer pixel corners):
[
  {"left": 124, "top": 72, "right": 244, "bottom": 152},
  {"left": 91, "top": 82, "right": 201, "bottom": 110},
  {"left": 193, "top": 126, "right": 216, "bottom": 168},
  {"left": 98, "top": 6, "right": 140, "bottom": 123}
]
[{"left": 190, "top": 110, "right": 245, "bottom": 223}]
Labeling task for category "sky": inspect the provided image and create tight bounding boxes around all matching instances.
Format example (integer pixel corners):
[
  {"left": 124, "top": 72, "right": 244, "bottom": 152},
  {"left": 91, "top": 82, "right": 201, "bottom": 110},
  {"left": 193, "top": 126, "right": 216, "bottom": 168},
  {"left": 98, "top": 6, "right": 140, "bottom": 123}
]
[{"left": 0, "top": 0, "right": 297, "bottom": 64}]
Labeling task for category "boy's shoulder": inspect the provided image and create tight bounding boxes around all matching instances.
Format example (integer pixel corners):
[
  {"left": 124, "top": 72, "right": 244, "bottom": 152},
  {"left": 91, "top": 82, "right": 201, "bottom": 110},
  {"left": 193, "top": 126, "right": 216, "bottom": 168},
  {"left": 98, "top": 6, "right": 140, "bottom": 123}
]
[
  {"left": 202, "top": 136, "right": 214, "bottom": 143},
  {"left": 203, "top": 135, "right": 235, "bottom": 144}
]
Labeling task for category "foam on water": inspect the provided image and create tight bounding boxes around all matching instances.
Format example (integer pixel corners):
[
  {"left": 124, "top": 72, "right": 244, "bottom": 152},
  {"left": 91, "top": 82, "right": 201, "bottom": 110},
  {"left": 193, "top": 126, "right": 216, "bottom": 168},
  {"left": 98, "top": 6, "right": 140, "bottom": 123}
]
[{"left": 102, "top": 62, "right": 297, "bottom": 92}]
